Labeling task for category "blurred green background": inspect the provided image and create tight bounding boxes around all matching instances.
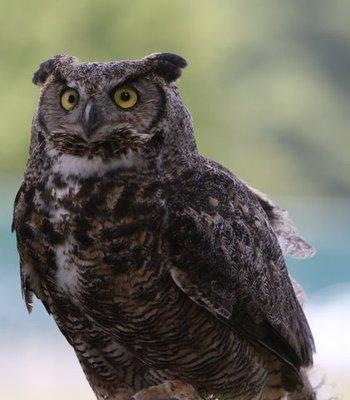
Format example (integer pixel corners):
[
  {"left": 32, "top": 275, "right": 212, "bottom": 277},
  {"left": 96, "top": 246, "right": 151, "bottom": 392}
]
[{"left": 0, "top": 1, "right": 349, "bottom": 399}]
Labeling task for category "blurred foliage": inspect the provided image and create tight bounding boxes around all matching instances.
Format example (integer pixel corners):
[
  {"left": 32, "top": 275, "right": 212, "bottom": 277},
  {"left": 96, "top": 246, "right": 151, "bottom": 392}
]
[{"left": 1, "top": 0, "right": 350, "bottom": 196}]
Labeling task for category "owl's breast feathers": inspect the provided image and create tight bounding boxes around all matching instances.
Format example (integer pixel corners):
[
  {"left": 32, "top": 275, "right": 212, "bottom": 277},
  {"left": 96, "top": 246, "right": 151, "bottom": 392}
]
[
  {"left": 12, "top": 169, "right": 168, "bottom": 315},
  {"left": 13, "top": 155, "right": 314, "bottom": 385}
]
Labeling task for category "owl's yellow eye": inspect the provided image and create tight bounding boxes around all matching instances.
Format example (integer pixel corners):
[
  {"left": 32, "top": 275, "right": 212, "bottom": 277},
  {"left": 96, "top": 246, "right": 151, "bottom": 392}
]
[
  {"left": 60, "top": 89, "right": 79, "bottom": 111},
  {"left": 114, "top": 85, "right": 138, "bottom": 109}
]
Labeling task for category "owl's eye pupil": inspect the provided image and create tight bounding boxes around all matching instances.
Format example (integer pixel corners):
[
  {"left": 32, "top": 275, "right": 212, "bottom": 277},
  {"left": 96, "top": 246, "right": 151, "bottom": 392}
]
[
  {"left": 120, "top": 91, "right": 131, "bottom": 101},
  {"left": 68, "top": 95, "right": 76, "bottom": 103}
]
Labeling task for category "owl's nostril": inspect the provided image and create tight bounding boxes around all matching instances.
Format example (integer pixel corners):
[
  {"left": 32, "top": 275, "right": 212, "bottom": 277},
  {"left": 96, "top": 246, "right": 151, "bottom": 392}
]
[{"left": 83, "top": 100, "right": 100, "bottom": 138}]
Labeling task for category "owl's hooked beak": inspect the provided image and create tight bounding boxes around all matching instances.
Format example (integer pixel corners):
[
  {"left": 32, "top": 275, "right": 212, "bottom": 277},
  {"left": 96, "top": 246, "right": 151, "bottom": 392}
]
[{"left": 82, "top": 99, "right": 100, "bottom": 139}]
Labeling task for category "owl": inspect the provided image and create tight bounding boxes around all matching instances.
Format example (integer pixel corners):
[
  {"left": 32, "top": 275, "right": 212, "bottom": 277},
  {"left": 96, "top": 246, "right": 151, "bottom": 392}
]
[{"left": 13, "top": 53, "right": 316, "bottom": 400}]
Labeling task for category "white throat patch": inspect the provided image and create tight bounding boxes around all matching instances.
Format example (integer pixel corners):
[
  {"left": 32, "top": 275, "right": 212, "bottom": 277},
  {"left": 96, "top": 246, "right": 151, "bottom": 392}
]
[{"left": 47, "top": 148, "right": 137, "bottom": 178}]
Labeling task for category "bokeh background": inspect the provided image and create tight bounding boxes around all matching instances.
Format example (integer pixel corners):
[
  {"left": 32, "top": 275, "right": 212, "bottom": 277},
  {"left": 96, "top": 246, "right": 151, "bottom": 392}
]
[{"left": 1, "top": 1, "right": 349, "bottom": 399}]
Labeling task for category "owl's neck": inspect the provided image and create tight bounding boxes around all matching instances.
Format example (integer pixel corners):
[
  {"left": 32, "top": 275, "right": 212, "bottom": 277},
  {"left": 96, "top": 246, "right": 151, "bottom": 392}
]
[
  {"left": 36, "top": 126, "right": 198, "bottom": 182},
  {"left": 141, "top": 125, "right": 199, "bottom": 176}
]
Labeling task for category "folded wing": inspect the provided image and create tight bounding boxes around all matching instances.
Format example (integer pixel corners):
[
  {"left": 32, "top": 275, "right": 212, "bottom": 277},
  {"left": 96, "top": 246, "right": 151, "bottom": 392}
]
[{"left": 165, "top": 159, "right": 315, "bottom": 377}]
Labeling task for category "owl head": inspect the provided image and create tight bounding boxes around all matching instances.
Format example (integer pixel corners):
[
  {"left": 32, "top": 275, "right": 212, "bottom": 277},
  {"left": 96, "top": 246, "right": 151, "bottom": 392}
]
[{"left": 32, "top": 53, "right": 196, "bottom": 168}]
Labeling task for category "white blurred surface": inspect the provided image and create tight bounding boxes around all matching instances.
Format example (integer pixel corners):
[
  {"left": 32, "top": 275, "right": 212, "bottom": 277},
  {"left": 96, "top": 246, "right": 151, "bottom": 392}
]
[
  {"left": 1, "top": 335, "right": 94, "bottom": 399},
  {"left": 307, "top": 285, "right": 350, "bottom": 399}
]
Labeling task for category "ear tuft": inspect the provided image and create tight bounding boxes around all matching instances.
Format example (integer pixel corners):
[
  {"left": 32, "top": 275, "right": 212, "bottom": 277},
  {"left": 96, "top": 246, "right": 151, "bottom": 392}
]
[
  {"left": 32, "top": 54, "right": 76, "bottom": 86},
  {"left": 146, "top": 53, "right": 187, "bottom": 82}
]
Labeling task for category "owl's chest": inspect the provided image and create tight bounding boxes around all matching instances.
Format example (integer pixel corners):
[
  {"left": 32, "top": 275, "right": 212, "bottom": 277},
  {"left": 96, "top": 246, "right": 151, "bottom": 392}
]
[{"left": 35, "top": 171, "right": 167, "bottom": 307}]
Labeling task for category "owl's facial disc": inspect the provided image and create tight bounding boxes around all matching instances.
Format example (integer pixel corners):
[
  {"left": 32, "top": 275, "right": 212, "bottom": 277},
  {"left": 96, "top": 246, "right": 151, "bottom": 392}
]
[{"left": 41, "top": 76, "right": 165, "bottom": 159}]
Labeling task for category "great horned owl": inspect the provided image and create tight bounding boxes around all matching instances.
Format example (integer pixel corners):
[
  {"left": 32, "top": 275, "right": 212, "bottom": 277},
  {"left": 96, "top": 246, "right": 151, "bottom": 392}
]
[{"left": 13, "top": 53, "right": 316, "bottom": 400}]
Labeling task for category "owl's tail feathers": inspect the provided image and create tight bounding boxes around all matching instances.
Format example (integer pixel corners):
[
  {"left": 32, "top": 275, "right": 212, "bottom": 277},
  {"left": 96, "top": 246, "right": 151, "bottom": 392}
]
[{"left": 288, "top": 367, "right": 339, "bottom": 400}]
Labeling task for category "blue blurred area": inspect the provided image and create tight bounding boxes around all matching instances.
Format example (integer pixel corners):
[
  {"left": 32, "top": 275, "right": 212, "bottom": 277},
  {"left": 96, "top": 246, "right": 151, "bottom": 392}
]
[{"left": 284, "top": 196, "right": 350, "bottom": 293}]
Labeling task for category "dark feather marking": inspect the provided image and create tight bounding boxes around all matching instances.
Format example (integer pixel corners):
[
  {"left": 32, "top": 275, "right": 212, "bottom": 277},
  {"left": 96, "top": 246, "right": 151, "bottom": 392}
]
[{"left": 41, "top": 218, "right": 65, "bottom": 245}]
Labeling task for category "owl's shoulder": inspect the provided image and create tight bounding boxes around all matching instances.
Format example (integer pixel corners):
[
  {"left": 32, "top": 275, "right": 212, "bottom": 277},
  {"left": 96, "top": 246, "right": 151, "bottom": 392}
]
[
  {"left": 168, "top": 156, "right": 314, "bottom": 260},
  {"left": 165, "top": 155, "right": 263, "bottom": 220}
]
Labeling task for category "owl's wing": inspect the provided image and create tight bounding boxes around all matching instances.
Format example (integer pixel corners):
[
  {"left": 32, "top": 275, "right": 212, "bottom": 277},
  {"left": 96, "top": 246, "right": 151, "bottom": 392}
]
[
  {"left": 247, "top": 186, "right": 315, "bottom": 259},
  {"left": 206, "top": 160, "right": 315, "bottom": 259},
  {"left": 165, "top": 160, "right": 315, "bottom": 374}
]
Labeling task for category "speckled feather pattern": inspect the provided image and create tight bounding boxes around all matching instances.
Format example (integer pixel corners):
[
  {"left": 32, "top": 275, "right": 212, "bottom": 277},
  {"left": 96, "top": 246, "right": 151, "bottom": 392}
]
[{"left": 13, "top": 53, "right": 316, "bottom": 400}]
